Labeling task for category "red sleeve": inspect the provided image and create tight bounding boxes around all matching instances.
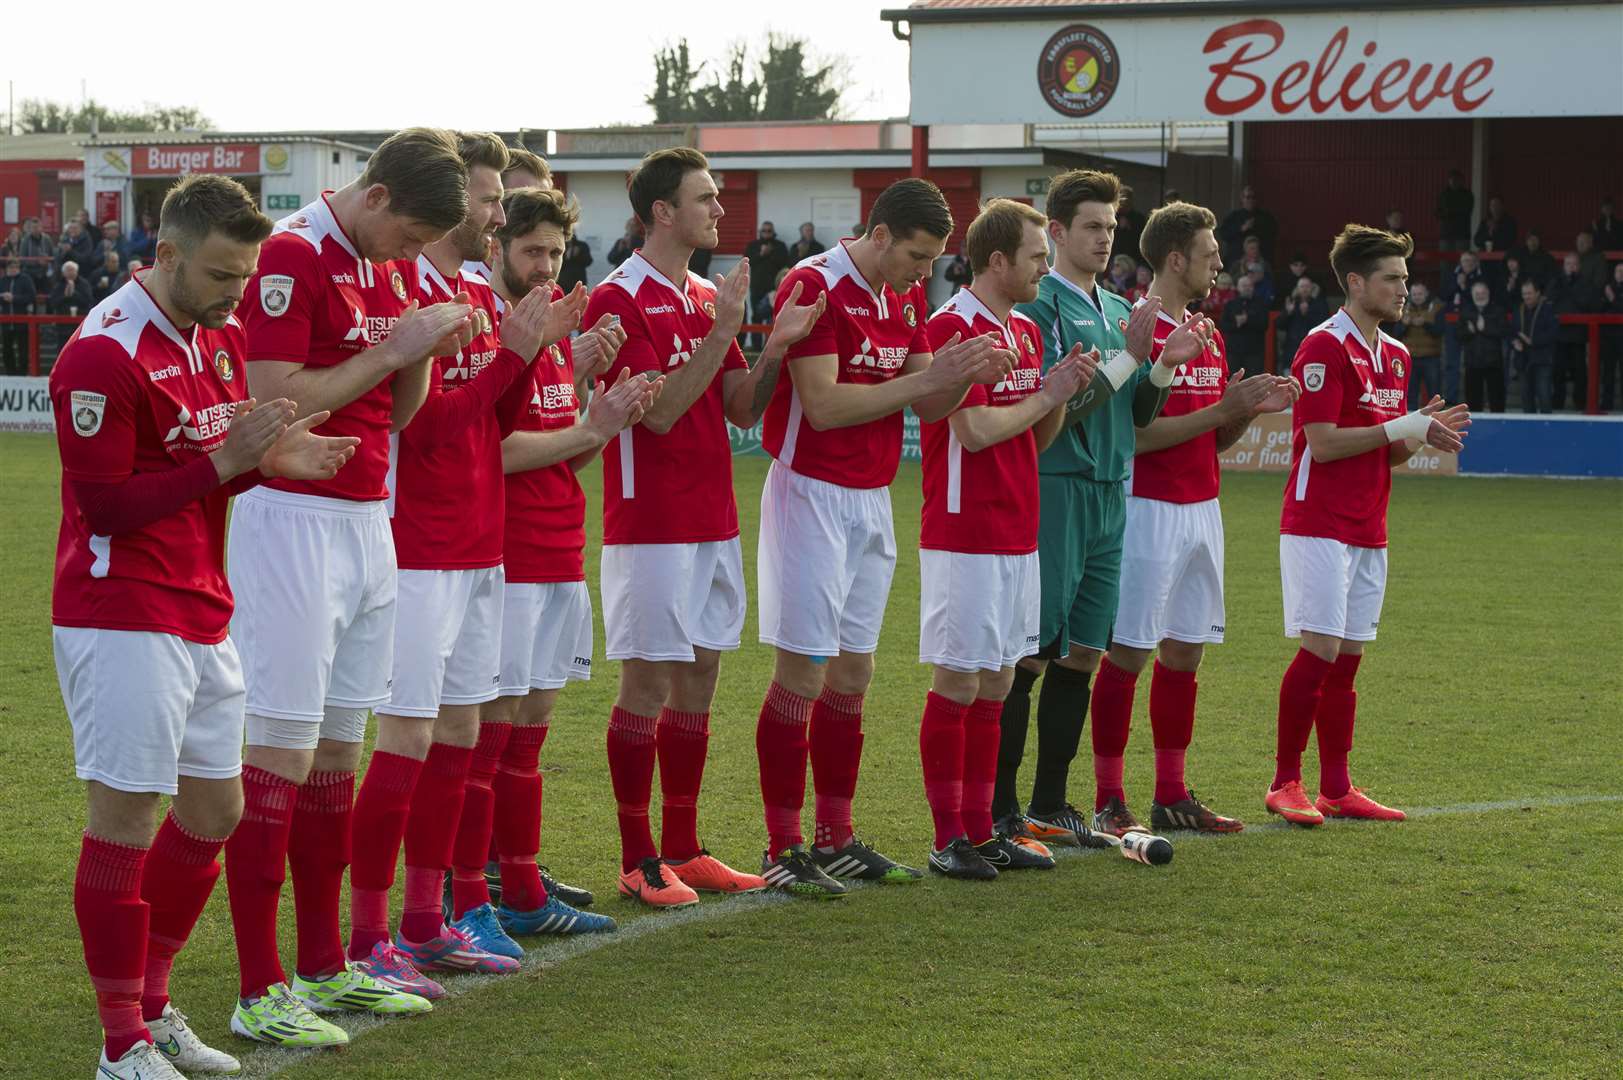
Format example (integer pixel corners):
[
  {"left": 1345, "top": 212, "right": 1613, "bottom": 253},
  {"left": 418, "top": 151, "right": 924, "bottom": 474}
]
[
  {"left": 51, "top": 337, "right": 144, "bottom": 482},
  {"left": 401, "top": 347, "right": 529, "bottom": 448},
  {"left": 588, "top": 286, "right": 661, "bottom": 380},
  {"left": 67, "top": 457, "right": 222, "bottom": 536},
  {"left": 1291, "top": 333, "right": 1345, "bottom": 426},
  {"left": 241, "top": 237, "right": 318, "bottom": 364},
  {"left": 927, "top": 312, "right": 987, "bottom": 412},
  {"left": 723, "top": 339, "right": 748, "bottom": 373},
  {"left": 908, "top": 285, "right": 932, "bottom": 354},
  {"left": 782, "top": 271, "right": 838, "bottom": 361}
]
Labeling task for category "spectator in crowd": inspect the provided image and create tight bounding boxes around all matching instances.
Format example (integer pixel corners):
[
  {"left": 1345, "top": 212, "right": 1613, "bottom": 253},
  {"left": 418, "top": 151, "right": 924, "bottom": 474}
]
[
  {"left": 1202, "top": 271, "right": 1236, "bottom": 319},
  {"left": 18, "top": 218, "right": 54, "bottom": 302},
  {"left": 559, "top": 235, "right": 592, "bottom": 292},
  {"left": 1229, "top": 235, "right": 1273, "bottom": 301},
  {"left": 1499, "top": 255, "right": 1528, "bottom": 310},
  {"left": 1473, "top": 195, "right": 1517, "bottom": 253},
  {"left": 127, "top": 211, "right": 158, "bottom": 264},
  {"left": 48, "top": 259, "right": 92, "bottom": 316},
  {"left": 1384, "top": 208, "right": 1409, "bottom": 239},
  {"left": 1107, "top": 253, "right": 1137, "bottom": 294},
  {"left": 743, "top": 220, "right": 790, "bottom": 347},
  {"left": 788, "top": 221, "right": 824, "bottom": 262},
  {"left": 687, "top": 246, "right": 711, "bottom": 277},
  {"left": 1125, "top": 263, "right": 1153, "bottom": 304},
  {"left": 1512, "top": 278, "right": 1558, "bottom": 413},
  {"left": 90, "top": 251, "right": 123, "bottom": 304},
  {"left": 1392, "top": 281, "right": 1445, "bottom": 408},
  {"left": 55, "top": 221, "right": 95, "bottom": 277},
  {"left": 943, "top": 252, "right": 970, "bottom": 295},
  {"left": 1440, "top": 249, "right": 1487, "bottom": 401},
  {"left": 1600, "top": 262, "right": 1623, "bottom": 411},
  {"left": 1273, "top": 251, "right": 1314, "bottom": 303},
  {"left": 95, "top": 220, "right": 129, "bottom": 265},
  {"left": 1512, "top": 231, "right": 1556, "bottom": 286},
  {"left": 606, "top": 216, "right": 644, "bottom": 267},
  {"left": 1220, "top": 273, "right": 1270, "bottom": 373},
  {"left": 0, "top": 227, "right": 19, "bottom": 260},
  {"left": 1573, "top": 229, "right": 1608, "bottom": 293},
  {"left": 1436, "top": 169, "right": 1475, "bottom": 250},
  {"left": 0, "top": 256, "right": 37, "bottom": 376},
  {"left": 1113, "top": 187, "right": 1147, "bottom": 264},
  {"left": 1550, "top": 252, "right": 1599, "bottom": 410},
  {"left": 1592, "top": 196, "right": 1622, "bottom": 252},
  {"left": 1459, "top": 280, "right": 1508, "bottom": 413},
  {"left": 1218, "top": 185, "right": 1277, "bottom": 264},
  {"left": 1278, "top": 274, "right": 1329, "bottom": 369}
]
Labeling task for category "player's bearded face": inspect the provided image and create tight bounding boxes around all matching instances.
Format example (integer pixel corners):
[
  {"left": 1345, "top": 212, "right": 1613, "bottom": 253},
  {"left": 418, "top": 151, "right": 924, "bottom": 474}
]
[
  {"left": 499, "top": 224, "right": 565, "bottom": 300},
  {"left": 453, "top": 166, "right": 506, "bottom": 262},
  {"left": 169, "top": 235, "right": 259, "bottom": 330},
  {"left": 1182, "top": 229, "right": 1222, "bottom": 300},
  {"left": 877, "top": 227, "right": 946, "bottom": 293},
  {"left": 670, "top": 170, "right": 722, "bottom": 250},
  {"left": 1005, "top": 221, "right": 1050, "bottom": 303},
  {"left": 1358, "top": 256, "right": 1409, "bottom": 320}
]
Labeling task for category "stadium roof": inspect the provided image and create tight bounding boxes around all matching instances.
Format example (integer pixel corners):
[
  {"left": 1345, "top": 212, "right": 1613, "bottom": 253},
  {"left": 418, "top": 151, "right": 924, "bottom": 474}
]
[{"left": 881, "top": 0, "right": 1619, "bottom": 22}]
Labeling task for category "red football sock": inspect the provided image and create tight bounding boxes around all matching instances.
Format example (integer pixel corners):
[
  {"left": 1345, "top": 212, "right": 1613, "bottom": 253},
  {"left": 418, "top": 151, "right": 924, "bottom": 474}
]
[
  {"left": 452, "top": 722, "right": 512, "bottom": 919},
  {"left": 288, "top": 770, "right": 353, "bottom": 980},
  {"left": 225, "top": 766, "right": 296, "bottom": 998},
  {"left": 961, "top": 698, "right": 1003, "bottom": 845},
  {"left": 657, "top": 708, "right": 710, "bottom": 861},
  {"left": 1273, "top": 648, "right": 1335, "bottom": 789},
  {"left": 1315, "top": 652, "right": 1363, "bottom": 799},
  {"left": 1090, "top": 658, "right": 1137, "bottom": 809},
  {"left": 494, "top": 723, "right": 548, "bottom": 911},
  {"left": 756, "top": 682, "right": 813, "bottom": 853},
  {"left": 346, "top": 751, "right": 422, "bottom": 960},
  {"left": 401, "top": 742, "right": 472, "bottom": 942},
  {"left": 76, "top": 833, "right": 150, "bottom": 1059},
  {"left": 1149, "top": 662, "right": 1198, "bottom": 805},
  {"left": 140, "top": 813, "right": 225, "bottom": 1022},
  {"left": 607, "top": 707, "right": 658, "bottom": 872},
  {"left": 919, "top": 692, "right": 967, "bottom": 850},
  {"left": 810, "top": 687, "right": 864, "bottom": 851}
]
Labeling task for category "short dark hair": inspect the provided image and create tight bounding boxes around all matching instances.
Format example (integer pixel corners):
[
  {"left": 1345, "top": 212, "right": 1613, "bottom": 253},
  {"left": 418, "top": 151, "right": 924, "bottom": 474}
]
[
  {"left": 360, "top": 127, "right": 468, "bottom": 232},
  {"left": 497, "top": 186, "right": 581, "bottom": 249},
  {"left": 1045, "top": 169, "right": 1122, "bottom": 230},
  {"left": 965, "top": 198, "right": 1046, "bottom": 273},
  {"left": 503, "top": 147, "right": 550, "bottom": 184},
  {"left": 628, "top": 147, "right": 710, "bottom": 226},
  {"left": 457, "top": 131, "right": 511, "bottom": 175},
  {"left": 1138, "top": 201, "right": 1217, "bottom": 271},
  {"left": 158, "top": 174, "right": 273, "bottom": 252},
  {"left": 1328, "top": 224, "right": 1414, "bottom": 290},
  {"left": 868, "top": 178, "right": 953, "bottom": 242}
]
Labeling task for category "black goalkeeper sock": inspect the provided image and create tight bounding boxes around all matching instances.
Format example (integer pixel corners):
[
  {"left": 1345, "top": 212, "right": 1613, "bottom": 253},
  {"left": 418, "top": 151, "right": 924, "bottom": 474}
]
[
  {"left": 992, "top": 665, "right": 1040, "bottom": 820},
  {"left": 1029, "top": 663, "right": 1093, "bottom": 814}
]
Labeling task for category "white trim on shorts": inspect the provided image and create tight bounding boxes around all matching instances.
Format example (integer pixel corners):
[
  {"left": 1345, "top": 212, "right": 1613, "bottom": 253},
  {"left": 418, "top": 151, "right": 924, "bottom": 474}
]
[
  {"left": 382, "top": 565, "right": 505, "bottom": 717},
  {"left": 757, "top": 459, "right": 897, "bottom": 657},
  {"left": 601, "top": 538, "right": 745, "bottom": 663},
  {"left": 1280, "top": 533, "right": 1388, "bottom": 643},
  {"left": 1114, "top": 496, "right": 1227, "bottom": 649},
  {"left": 918, "top": 549, "right": 1041, "bottom": 672},
  {"left": 53, "top": 627, "right": 245, "bottom": 795},
  {"left": 498, "top": 579, "right": 593, "bottom": 694}
]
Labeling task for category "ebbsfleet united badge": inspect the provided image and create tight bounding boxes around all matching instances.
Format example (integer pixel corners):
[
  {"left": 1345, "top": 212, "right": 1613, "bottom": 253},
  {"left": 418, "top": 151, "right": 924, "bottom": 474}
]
[
  {"left": 903, "top": 303, "right": 917, "bottom": 327},
  {"left": 1393, "top": 355, "right": 1406, "bottom": 380},
  {"left": 391, "top": 269, "right": 407, "bottom": 301},
  {"left": 703, "top": 300, "right": 717, "bottom": 319},
  {"left": 214, "top": 349, "right": 234, "bottom": 381},
  {"left": 1037, "top": 24, "right": 1121, "bottom": 118}
]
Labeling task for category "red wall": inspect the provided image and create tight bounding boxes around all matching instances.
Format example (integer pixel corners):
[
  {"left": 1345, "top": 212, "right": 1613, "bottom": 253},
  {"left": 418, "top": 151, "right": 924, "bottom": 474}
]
[
  {"left": 0, "top": 159, "right": 81, "bottom": 222},
  {"left": 1245, "top": 119, "right": 1472, "bottom": 263},
  {"left": 1484, "top": 118, "right": 1623, "bottom": 247},
  {"left": 856, "top": 167, "right": 981, "bottom": 254},
  {"left": 714, "top": 169, "right": 757, "bottom": 255}
]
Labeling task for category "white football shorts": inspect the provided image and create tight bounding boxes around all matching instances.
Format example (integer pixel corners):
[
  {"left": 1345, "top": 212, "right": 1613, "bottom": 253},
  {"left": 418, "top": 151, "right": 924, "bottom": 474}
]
[
  {"left": 601, "top": 539, "right": 745, "bottom": 662},
  {"left": 1280, "top": 534, "right": 1389, "bottom": 643},
  {"left": 498, "top": 579, "right": 593, "bottom": 694},
  {"left": 919, "top": 549, "right": 1041, "bottom": 672},
  {"left": 1114, "top": 496, "right": 1227, "bottom": 649},
  {"left": 383, "top": 565, "right": 505, "bottom": 717}
]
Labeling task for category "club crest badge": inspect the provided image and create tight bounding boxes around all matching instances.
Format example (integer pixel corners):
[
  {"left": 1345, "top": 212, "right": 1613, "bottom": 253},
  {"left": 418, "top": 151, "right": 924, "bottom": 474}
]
[
  {"left": 214, "top": 349, "right": 234, "bottom": 381},
  {"left": 703, "top": 300, "right": 717, "bottom": 319},
  {"left": 391, "top": 270, "right": 407, "bottom": 301},
  {"left": 903, "top": 303, "right": 917, "bottom": 327},
  {"left": 1392, "top": 356, "right": 1406, "bottom": 380}
]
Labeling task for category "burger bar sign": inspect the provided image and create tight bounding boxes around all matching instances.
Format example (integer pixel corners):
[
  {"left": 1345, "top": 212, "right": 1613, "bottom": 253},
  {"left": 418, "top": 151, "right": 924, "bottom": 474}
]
[
  {"left": 133, "top": 143, "right": 259, "bottom": 176},
  {"left": 910, "top": 6, "right": 1623, "bottom": 124}
]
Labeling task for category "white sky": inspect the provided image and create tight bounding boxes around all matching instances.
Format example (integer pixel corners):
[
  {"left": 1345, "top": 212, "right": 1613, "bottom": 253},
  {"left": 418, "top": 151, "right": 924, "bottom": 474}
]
[{"left": 5, "top": 0, "right": 913, "bottom": 132}]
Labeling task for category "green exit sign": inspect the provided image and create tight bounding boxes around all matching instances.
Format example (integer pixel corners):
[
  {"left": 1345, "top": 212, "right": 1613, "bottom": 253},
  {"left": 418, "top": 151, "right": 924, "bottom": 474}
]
[
  {"left": 1025, "top": 178, "right": 1048, "bottom": 195},
  {"left": 266, "top": 194, "right": 301, "bottom": 210}
]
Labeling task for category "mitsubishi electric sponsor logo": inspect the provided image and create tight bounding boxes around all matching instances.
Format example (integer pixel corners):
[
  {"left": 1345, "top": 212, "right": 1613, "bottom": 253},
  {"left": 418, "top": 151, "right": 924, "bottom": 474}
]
[
  {"left": 1170, "top": 367, "right": 1224, "bottom": 389},
  {"left": 1358, "top": 384, "right": 1404, "bottom": 410},
  {"left": 848, "top": 337, "right": 907, "bottom": 372},
  {"left": 993, "top": 367, "right": 1040, "bottom": 394},
  {"left": 164, "top": 401, "right": 235, "bottom": 448}
]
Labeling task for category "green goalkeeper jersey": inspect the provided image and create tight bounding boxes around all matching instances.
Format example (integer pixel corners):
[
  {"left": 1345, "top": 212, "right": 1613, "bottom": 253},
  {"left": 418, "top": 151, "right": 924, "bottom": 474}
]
[{"left": 1016, "top": 269, "right": 1166, "bottom": 483}]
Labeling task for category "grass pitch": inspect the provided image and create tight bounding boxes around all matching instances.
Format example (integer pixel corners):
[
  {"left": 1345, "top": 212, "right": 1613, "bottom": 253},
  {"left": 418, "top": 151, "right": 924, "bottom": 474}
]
[{"left": 2, "top": 433, "right": 1619, "bottom": 1078}]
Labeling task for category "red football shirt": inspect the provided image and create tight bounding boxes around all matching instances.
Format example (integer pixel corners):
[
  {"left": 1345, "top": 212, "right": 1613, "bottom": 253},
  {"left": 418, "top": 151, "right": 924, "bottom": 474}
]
[
  {"left": 240, "top": 194, "right": 416, "bottom": 501},
  {"left": 761, "top": 241, "right": 931, "bottom": 490},
  {"left": 583, "top": 251, "right": 747, "bottom": 545},
  {"left": 919, "top": 290, "right": 1046, "bottom": 555},
  {"left": 503, "top": 334, "right": 586, "bottom": 583},
  {"left": 50, "top": 277, "right": 248, "bottom": 644},
  {"left": 1281, "top": 308, "right": 1411, "bottom": 548},
  {"left": 1129, "top": 308, "right": 1230, "bottom": 504},
  {"left": 388, "top": 260, "right": 526, "bottom": 570}
]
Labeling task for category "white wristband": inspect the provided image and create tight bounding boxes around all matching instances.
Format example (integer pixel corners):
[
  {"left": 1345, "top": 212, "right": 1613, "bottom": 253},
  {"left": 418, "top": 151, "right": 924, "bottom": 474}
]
[
  {"left": 1098, "top": 350, "right": 1140, "bottom": 392},
  {"left": 1148, "top": 358, "right": 1176, "bottom": 389},
  {"left": 1382, "top": 410, "right": 1432, "bottom": 444}
]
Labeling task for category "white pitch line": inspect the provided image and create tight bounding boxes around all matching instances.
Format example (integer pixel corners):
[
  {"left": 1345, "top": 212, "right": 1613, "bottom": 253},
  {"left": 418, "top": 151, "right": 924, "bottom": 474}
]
[{"left": 245, "top": 792, "right": 1622, "bottom": 1078}]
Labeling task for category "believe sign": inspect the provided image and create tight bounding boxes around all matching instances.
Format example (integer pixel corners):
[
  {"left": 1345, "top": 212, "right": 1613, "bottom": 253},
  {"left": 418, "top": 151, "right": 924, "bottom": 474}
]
[{"left": 906, "top": 6, "right": 1623, "bottom": 124}]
